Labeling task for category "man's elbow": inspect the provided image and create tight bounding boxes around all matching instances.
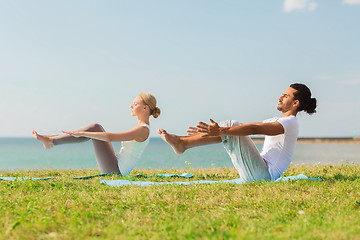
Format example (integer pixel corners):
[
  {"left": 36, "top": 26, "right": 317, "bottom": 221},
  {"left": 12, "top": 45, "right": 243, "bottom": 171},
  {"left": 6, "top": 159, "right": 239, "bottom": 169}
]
[
  {"left": 249, "top": 125, "right": 262, "bottom": 135},
  {"left": 250, "top": 125, "right": 279, "bottom": 136}
]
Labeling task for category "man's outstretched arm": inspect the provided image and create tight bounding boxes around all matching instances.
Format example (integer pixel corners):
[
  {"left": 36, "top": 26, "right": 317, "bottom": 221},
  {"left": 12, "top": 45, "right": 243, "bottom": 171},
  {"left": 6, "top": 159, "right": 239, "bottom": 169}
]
[{"left": 196, "top": 119, "right": 284, "bottom": 137}]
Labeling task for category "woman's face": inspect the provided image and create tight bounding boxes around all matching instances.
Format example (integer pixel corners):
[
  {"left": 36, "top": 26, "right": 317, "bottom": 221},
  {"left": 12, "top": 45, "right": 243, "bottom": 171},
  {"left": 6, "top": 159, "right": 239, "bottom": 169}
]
[{"left": 130, "top": 96, "right": 147, "bottom": 116}]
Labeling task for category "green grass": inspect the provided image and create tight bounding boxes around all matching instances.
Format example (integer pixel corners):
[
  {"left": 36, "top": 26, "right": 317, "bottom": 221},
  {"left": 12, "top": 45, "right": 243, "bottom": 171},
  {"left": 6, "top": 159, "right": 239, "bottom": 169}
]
[{"left": 1, "top": 165, "right": 360, "bottom": 239}]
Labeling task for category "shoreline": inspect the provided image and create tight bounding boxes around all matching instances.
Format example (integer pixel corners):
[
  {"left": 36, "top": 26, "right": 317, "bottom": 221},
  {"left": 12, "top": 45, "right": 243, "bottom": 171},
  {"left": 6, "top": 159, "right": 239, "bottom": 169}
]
[{"left": 1, "top": 137, "right": 359, "bottom": 144}]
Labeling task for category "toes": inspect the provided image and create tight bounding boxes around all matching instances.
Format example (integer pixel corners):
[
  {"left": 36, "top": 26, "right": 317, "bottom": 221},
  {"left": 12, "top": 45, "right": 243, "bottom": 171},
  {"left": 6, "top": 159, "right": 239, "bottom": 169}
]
[{"left": 157, "top": 129, "right": 167, "bottom": 134}]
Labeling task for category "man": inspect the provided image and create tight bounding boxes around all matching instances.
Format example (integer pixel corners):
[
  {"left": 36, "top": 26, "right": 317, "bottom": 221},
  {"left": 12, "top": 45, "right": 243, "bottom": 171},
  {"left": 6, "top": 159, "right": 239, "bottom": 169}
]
[{"left": 158, "top": 83, "right": 317, "bottom": 182}]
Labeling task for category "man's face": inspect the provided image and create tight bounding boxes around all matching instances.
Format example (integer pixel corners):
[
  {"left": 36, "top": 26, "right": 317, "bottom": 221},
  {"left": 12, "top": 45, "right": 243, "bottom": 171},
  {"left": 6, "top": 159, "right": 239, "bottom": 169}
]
[{"left": 277, "top": 87, "right": 298, "bottom": 113}]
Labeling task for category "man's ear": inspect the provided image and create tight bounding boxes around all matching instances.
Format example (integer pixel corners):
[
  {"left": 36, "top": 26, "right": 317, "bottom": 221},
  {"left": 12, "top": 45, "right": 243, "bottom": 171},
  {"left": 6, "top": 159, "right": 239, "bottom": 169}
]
[{"left": 293, "top": 99, "right": 300, "bottom": 108}]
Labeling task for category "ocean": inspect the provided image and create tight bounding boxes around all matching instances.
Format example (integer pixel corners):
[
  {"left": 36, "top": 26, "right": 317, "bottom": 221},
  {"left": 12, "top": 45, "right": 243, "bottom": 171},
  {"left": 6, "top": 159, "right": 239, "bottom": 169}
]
[{"left": 0, "top": 138, "right": 359, "bottom": 171}]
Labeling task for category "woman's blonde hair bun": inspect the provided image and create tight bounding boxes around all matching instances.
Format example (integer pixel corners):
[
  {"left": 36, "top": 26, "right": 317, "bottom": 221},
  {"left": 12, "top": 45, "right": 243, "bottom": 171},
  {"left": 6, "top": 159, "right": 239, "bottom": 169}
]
[
  {"left": 138, "top": 92, "right": 161, "bottom": 118},
  {"left": 152, "top": 107, "right": 161, "bottom": 118}
]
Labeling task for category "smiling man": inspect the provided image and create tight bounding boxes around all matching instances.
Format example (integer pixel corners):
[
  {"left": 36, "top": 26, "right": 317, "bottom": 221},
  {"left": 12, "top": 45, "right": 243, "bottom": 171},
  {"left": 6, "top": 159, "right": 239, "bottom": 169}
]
[{"left": 158, "top": 83, "right": 317, "bottom": 182}]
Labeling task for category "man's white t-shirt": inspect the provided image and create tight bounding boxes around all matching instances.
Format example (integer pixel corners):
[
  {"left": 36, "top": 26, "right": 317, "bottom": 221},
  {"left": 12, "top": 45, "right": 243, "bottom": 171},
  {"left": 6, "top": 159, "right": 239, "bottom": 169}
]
[{"left": 260, "top": 116, "right": 299, "bottom": 180}]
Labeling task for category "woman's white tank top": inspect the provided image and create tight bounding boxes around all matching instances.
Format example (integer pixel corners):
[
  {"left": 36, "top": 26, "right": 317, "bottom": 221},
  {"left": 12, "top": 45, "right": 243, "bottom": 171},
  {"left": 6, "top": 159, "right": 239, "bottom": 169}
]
[{"left": 116, "top": 124, "right": 150, "bottom": 176}]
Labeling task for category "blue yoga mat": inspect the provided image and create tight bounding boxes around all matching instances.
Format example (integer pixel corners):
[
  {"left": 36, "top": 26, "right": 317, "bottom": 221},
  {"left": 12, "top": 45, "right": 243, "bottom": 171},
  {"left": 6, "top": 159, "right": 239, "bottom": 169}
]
[
  {"left": 100, "top": 174, "right": 322, "bottom": 187},
  {"left": 0, "top": 173, "right": 111, "bottom": 181},
  {"left": 0, "top": 176, "right": 56, "bottom": 181},
  {"left": 0, "top": 173, "right": 193, "bottom": 182},
  {"left": 133, "top": 173, "right": 193, "bottom": 178}
]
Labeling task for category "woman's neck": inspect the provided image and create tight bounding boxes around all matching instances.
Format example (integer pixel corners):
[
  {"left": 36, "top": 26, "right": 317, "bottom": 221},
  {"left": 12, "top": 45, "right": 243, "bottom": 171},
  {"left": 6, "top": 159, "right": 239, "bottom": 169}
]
[{"left": 137, "top": 116, "right": 150, "bottom": 125}]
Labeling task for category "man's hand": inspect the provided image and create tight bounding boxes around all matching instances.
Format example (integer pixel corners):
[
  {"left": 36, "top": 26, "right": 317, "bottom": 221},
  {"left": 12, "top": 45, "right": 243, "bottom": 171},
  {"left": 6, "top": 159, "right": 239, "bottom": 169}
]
[
  {"left": 196, "top": 119, "right": 221, "bottom": 137},
  {"left": 186, "top": 126, "right": 199, "bottom": 136}
]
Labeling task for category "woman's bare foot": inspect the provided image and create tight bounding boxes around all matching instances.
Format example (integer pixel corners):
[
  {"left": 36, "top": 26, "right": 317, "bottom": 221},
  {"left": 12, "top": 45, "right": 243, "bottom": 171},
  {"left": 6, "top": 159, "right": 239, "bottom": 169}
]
[
  {"left": 157, "top": 129, "right": 186, "bottom": 154},
  {"left": 32, "top": 130, "right": 54, "bottom": 149}
]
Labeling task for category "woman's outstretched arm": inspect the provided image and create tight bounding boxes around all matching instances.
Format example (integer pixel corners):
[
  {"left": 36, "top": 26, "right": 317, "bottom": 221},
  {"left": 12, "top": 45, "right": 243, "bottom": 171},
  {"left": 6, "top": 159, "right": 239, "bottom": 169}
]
[{"left": 63, "top": 125, "right": 149, "bottom": 143}]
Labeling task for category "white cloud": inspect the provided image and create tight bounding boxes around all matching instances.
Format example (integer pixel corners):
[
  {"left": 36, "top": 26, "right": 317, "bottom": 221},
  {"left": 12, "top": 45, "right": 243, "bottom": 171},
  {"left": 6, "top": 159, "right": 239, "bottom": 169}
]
[
  {"left": 343, "top": 0, "right": 360, "bottom": 5},
  {"left": 341, "top": 79, "right": 360, "bottom": 85},
  {"left": 283, "top": 0, "right": 318, "bottom": 12},
  {"left": 284, "top": 0, "right": 307, "bottom": 12},
  {"left": 308, "top": 2, "right": 318, "bottom": 11}
]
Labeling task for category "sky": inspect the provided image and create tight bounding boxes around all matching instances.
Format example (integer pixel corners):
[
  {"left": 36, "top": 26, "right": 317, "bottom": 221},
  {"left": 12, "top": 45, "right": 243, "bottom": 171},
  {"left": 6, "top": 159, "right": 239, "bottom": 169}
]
[{"left": 0, "top": 0, "right": 359, "bottom": 138}]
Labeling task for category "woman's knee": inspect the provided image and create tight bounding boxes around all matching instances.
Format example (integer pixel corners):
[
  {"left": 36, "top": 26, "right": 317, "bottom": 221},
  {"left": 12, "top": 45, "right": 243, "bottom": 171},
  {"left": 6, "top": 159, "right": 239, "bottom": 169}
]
[{"left": 87, "top": 123, "right": 105, "bottom": 132}]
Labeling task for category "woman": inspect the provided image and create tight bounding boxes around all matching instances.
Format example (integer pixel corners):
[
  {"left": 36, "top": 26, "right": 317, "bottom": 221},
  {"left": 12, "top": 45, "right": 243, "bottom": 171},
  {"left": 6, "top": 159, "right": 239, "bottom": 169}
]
[{"left": 33, "top": 93, "right": 160, "bottom": 175}]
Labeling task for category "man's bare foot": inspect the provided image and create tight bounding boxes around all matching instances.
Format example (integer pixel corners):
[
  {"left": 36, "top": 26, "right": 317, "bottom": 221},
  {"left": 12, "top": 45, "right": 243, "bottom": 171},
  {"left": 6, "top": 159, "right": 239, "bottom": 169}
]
[
  {"left": 32, "top": 130, "right": 54, "bottom": 149},
  {"left": 157, "top": 129, "right": 186, "bottom": 154}
]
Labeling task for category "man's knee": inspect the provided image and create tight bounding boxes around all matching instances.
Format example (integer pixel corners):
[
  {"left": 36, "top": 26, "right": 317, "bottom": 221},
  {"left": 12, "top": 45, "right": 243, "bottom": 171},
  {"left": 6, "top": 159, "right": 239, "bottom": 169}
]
[{"left": 219, "top": 120, "right": 241, "bottom": 128}]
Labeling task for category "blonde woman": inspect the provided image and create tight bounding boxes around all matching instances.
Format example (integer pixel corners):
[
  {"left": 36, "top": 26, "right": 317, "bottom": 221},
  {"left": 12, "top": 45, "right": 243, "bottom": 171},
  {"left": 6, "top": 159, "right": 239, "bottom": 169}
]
[{"left": 33, "top": 93, "right": 160, "bottom": 175}]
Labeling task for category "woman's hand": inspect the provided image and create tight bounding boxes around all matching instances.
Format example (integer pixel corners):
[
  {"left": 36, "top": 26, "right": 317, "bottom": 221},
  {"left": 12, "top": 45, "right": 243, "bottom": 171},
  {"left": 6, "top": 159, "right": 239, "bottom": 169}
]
[
  {"left": 62, "top": 131, "right": 85, "bottom": 138},
  {"left": 196, "top": 119, "right": 221, "bottom": 137}
]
